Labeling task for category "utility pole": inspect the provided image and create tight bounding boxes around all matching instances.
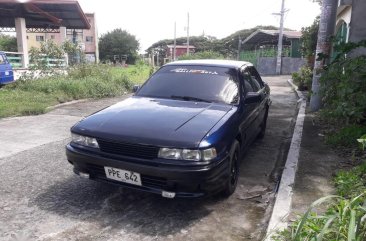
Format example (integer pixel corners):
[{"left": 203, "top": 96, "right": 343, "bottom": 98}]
[
  {"left": 275, "top": 0, "right": 285, "bottom": 75},
  {"left": 310, "top": 0, "right": 337, "bottom": 111},
  {"left": 187, "top": 12, "right": 190, "bottom": 55},
  {"left": 173, "top": 21, "right": 177, "bottom": 61}
]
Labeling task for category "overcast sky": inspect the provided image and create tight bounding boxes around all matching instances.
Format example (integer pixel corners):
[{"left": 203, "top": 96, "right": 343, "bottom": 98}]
[{"left": 78, "top": 0, "right": 321, "bottom": 53}]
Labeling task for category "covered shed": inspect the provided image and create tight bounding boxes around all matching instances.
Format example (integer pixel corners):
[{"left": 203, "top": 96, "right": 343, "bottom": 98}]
[
  {"left": 242, "top": 29, "right": 302, "bottom": 58},
  {"left": 0, "top": 0, "right": 90, "bottom": 67}
]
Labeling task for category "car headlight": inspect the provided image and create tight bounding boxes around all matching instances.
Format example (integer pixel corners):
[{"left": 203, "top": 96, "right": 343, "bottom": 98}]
[
  {"left": 71, "top": 133, "right": 99, "bottom": 148},
  {"left": 158, "top": 147, "right": 216, "bottom": 161}
]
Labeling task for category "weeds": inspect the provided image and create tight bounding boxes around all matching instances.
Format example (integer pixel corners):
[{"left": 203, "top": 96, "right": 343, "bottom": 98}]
[
  {"left": 325, "top": 125, "right": 366, "bottom": 149},
  {"left": 0, "top": 64, "right": 150, "bottom": 118},
  {"left": 273, "top": 193, "right": 366, "bottom": 241}
]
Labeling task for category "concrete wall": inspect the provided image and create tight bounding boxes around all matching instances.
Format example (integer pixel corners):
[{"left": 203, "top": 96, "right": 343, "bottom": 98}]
[{"left": 256, "top": 57, "right": 306, "bottom": 76}]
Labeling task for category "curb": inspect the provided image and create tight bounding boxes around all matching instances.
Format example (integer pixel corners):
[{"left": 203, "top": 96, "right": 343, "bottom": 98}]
[
  {"left": 265, "top": 79, "right": 307, "bottom": 240},
  {"left": 45, "top": 99, "right": 91, "bottom": 111}
]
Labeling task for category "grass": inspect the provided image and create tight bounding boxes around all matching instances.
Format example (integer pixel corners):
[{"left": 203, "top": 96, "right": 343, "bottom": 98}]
[
  {"left": 0, "top": 64, "right": 151, "bottom": 118},
  {"left": 325, "top": 125, "right": 366, "bottom": 149},
  {"left": 273, "top": 161, "right": 366, "bottom": 241}
]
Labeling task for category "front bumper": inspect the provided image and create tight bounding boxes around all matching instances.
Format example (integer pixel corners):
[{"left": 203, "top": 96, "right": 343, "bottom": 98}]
[{"left": 66, "top": 144, "right": 230, "bottom": 198}]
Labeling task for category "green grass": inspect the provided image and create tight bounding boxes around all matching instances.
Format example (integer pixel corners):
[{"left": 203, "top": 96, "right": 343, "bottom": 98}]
[
  {"left": 273, "top": 161, "right": 366, "bottom": 241},
  {"left": 326, "top": 125, "right": 366, "bottom": 148},
  {"left": 0, "top": 64, "right": 151, "bottom": 118}
]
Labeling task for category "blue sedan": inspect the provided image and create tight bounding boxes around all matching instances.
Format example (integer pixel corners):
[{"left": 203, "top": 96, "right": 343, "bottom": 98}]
[
  {"left": 66, "top": 60, "right": 271, "bottom": 198},
  {"left": 0, "top": 51, "right": 14, "bottom": 85}
]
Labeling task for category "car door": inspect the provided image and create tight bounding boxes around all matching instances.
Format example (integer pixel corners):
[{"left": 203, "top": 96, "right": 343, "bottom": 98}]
[
  {"left": 248, "top": 67, "right": 267, "bottom": 127},
  {"left": 0, "top": 53, "right": 14, "bottom": 84},
  {"left": 0, "top": 54, "right": 5, "bottom": 84},
  {"left": 237, "top": 68, "right": 258, "bottom": 148}
]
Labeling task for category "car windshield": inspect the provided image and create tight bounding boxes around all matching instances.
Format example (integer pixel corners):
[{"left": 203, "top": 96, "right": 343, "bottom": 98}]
[{"left": 136, "top": 65, "right": 239, "bottom": 104}]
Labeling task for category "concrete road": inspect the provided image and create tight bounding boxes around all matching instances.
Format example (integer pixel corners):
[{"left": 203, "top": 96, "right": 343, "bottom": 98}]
[{"left": 0, "top": 76, "right": 298, "bottom": 241}]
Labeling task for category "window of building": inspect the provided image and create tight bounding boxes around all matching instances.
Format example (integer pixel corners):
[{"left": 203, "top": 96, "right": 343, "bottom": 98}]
[
  {"left": 50, "top": 35, "right": 55, "bottom": 39},
  {"left": 36, "top": 36, "right": 44, "bottom": 42},
  {"left": 86, "top": 36, "right": 93, "bottom": 43}
]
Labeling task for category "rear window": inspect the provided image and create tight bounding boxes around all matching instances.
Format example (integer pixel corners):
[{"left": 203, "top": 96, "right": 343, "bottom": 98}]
[{"left": 136, "top": 65, "right": 239, "bottom": 104}]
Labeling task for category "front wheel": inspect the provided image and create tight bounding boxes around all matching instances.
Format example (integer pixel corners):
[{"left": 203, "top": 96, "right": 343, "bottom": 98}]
[{"left": 221, "top": 140, "right": 240, "bottom": 197}]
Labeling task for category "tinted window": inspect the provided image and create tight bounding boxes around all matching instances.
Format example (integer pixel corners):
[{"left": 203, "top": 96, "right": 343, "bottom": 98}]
[
  {"left": 249, "top": 67, "right": 263, "bottom": 91},
  {"left": 137, "top": 65, "right": 239, "bottom": 104},
  {"left": 243, "top": 72, "right": 254, "bottom": 93}
]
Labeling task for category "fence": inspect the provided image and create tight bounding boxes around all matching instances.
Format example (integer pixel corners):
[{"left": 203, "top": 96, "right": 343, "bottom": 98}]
[
  {"left": 4, "top": 51, "right": 66, "bottom": 69},
  {"left": 239, "top": 47, "right": 292, "bottom": 66}
]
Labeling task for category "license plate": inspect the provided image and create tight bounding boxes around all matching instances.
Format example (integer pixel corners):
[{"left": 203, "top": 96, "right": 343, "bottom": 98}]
[
  {"left": 104, "top": 166, "right": 142, "bottom": 186},
  {"left": 5, "top": 71, "right": 9, "bottom": 76}
]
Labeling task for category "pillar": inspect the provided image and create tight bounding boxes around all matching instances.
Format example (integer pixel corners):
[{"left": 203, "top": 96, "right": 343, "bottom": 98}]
[
  {"left": 59, "top": 27, "right": 68, "bottom": 66},
  {"left": 15, "top": 18, "right": 29, "bottom": 68}
]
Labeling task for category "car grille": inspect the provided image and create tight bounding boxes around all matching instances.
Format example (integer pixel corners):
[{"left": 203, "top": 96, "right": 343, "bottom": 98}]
[
  {"left": 85, "top": 163, "right": 168, "bottom": 189},
  {"left": 97, "top": 139, "right": 159, "bottom": 159}
]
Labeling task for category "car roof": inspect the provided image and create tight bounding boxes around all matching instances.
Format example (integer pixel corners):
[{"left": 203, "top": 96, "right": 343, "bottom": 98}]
[{"left": 164, "top": 59, "right": 253, "bottom": 69}]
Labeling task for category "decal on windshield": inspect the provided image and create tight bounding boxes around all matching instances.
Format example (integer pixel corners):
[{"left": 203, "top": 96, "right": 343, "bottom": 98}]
[{"left": 170, "top": 68, "right": 218, "bottom": 75}]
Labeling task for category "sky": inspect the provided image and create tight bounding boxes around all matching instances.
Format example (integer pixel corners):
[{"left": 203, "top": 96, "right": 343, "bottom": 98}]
[{"left": 78, "top": 0, "right": 321, "bottom": 53}]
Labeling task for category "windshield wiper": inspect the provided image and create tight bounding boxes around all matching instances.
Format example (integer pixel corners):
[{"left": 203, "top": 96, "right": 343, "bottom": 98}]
[{"left": 170, "top": 95, "right": 212, "bottom": 103}]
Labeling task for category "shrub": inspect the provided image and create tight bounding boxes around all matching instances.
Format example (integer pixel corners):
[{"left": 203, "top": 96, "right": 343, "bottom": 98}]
[
  {"left": 325, "top": 125, "right": 366, "bottom": 148},
  {"left": 291, "top": 66, "right": 312, "bottom": 91},
  {"left": 320, "top": 41, "right": 366, "bottom": 124}
]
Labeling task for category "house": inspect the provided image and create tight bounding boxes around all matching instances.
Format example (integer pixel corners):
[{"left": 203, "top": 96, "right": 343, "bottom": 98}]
[
  {"left": 27, "top": 13, "right": 99, "bottom": 63},
  {"left": 241, "top": 29, "right": 304, "bottom": 75},
  {"left": 335, "top": 0, "right": 366, "bottom": 55},
  {"left": 166, "top": 45, "right": 195, "bottom": 61}
]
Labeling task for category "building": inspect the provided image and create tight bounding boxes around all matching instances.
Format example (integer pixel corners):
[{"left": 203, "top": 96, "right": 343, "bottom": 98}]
[
  {"left": 334, "top": 0, "right": 366, "bottom": 55},
  {"left": 27, "top": 13, "right": 99, "bottom": 63},
  {"left": 241, "top": 29, "right": 304, "bottom": 75},
  {"left": 166, "top": 45, "right": 195, "bottom": 61}
]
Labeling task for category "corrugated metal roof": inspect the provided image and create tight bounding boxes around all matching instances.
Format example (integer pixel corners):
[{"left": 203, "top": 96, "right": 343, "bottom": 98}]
[
  {"left": 243, "top": 29, "right": 302, "bottom": 45},
  {"left": 0, "top": 0, "right": 90, "bottom": 29}
]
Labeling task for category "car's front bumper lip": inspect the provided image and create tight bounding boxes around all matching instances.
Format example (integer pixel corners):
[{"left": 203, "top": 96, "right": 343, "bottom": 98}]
[{"left": 66, "top": 144, "right": 230, "bottom": 198}]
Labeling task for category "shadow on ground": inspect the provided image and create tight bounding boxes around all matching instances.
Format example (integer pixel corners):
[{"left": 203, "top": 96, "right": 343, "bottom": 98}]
[{"left": 32, "top": 177, "right": 217, "bottom": 237}]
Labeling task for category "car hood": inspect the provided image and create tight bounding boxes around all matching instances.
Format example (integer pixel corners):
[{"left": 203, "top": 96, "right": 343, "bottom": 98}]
[{"left": 72, "top": 96, "right": 232, "bottom": 148}]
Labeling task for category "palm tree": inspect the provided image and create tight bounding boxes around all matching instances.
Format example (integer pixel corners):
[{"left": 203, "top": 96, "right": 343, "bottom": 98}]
[{"left": 310, "top": 0, "right": 338, "bottom": 111}]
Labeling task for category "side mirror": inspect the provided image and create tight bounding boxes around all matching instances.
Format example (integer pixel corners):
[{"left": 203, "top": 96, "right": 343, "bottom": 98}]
[
  {"left": 244, "top": 92, "right": 261, "bottom": 104},
  {"left": 132, "top": 85, "right": 141, "bottom": 93}
]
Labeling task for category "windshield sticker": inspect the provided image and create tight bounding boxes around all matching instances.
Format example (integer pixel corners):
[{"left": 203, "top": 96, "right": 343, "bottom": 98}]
[{"left": 170, "top": 68, "right": 218, "bottom": 75}]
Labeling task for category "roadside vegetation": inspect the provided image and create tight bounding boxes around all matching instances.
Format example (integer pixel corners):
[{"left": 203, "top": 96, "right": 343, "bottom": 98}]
[
  {"left": 273, "top": 134, "right": 366, "bottom": 241},
  {"left": 0, "top": 63, "right": 150, "bottom": 118},
  {"left": 275, "top": 40, "right": 366, "bottom": 240}
]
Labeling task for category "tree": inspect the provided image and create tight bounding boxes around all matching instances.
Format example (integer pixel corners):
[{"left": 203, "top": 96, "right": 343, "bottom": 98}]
[
  {"left": 301, "top": 16, "right": 320, "bottom": 64},
  {"left": 145, "top": 25, "right": 281, "bottom": 60},
  {"left": 99, "top": 29, "right": 140, "bottom": 64},
  {"left": 310, "top": 0, "right": 338, "bottom": 111},
  {"left": 0, "top": 34, "right": 17, "bottom": 52}
]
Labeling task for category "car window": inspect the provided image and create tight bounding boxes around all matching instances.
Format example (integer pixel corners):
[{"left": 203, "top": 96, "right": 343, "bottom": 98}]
[
  {"left": 242, "top": 71, "right": 254, "bottom": 93},
  {"left": 249, "top": 67, "right": 264, "bottom": 91},
  {"left": 0, "top": 54, "right": 5, "bottom": 65},
  {"left": 137, "top": 65, "right": 239, "bottom": 105}
]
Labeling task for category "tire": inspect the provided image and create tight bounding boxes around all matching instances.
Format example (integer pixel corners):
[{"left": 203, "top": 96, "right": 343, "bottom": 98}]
[
  {"left": 221, "top": 140, "right": 240, "bottom": 197},
  {"left": 257, "top": 108, "right": 269, "bottom": 139}
]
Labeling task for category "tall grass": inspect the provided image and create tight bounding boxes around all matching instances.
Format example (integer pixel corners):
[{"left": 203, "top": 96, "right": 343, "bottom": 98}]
[
  {"left": 273, "top": 161, "right": 366, "bottom": 241},
  {"left": 0, "top": 64, "right": 151, "bottom": 118},
  {"left": 273, "top": 194, "right": 366, "bottom": 241}
]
